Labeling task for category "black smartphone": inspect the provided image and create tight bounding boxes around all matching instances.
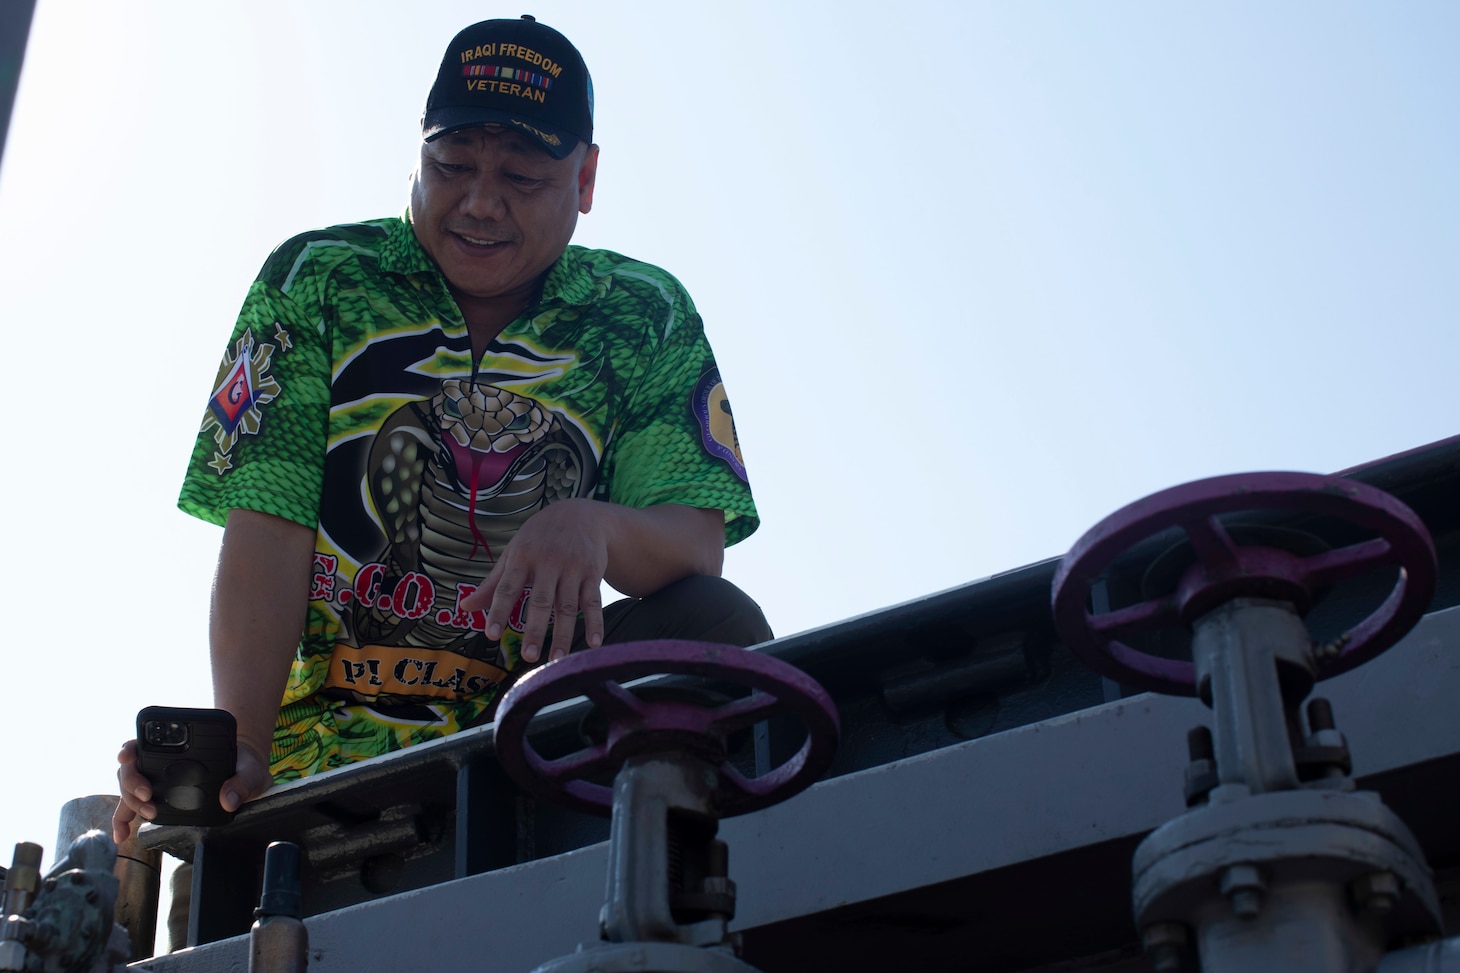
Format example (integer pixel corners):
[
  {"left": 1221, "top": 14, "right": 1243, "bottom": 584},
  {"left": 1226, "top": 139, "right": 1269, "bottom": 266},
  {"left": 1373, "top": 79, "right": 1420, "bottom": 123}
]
[{"left": 135, "top": 706, "right": 238, "bottom": 827}]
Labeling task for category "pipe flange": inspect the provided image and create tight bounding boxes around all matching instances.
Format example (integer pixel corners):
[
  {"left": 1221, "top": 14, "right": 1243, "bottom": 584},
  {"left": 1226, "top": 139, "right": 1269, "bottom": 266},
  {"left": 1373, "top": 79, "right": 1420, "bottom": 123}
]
[
  {"left": 1133, "top": 790, "right": 1440, "bottom": 940},
  {"left": 532, "top": 940, "right": 761, "bottom": 973}
]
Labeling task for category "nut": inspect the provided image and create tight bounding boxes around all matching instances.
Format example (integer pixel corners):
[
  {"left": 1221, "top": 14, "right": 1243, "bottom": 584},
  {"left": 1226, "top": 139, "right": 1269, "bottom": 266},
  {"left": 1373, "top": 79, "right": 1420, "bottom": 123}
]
[
  {"left": 1220, "top": 863, "right": 1267, "bottom": 919},
  {"left": 1351, "top": 871, "right": 1401, "bottom": 915},
  {"left": 1141, "top": 922, "right": 1190, "bottom": 972}
]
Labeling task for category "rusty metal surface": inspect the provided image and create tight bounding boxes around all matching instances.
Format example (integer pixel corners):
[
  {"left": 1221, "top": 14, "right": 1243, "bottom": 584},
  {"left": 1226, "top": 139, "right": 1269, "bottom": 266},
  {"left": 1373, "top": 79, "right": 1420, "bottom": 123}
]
[
  {"left": 531, "top": 942, "right": 762, "bottom": 973},
  {"left": 127, "top": 605, "right": 1460, "bottom": 973},
  {"left": 127, "top": 436, "right": 1460, "bottom": 964}
]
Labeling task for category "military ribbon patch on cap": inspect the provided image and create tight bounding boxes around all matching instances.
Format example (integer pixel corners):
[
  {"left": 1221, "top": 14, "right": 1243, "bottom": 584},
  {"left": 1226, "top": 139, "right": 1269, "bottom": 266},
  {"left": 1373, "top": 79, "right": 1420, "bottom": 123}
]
[{"left": 462, "top": 64, "right": 555, "bottom": 91}]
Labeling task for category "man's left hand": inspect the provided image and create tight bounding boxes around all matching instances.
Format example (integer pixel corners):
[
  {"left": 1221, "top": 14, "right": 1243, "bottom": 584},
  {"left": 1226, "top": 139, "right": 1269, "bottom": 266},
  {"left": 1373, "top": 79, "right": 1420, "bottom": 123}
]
[
  {"left": 465, "top": 498, "right": 610, "bottom": 664},
  {"left": 460, "top": 500, "right": 724, "bottom": 666}
]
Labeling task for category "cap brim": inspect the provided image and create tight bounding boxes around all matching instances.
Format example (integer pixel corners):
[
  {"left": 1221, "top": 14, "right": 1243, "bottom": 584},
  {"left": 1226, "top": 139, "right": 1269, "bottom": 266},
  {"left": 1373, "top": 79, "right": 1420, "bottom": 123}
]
[{"left": 422, "top": 108, "right": 580, "bottom": 159}]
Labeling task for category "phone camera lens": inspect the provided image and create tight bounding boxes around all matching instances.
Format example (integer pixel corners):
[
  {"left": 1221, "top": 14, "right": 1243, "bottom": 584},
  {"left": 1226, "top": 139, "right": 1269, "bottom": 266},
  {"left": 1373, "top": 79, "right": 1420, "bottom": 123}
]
[{"left": 144, "top": 720, "right": 189, "bottom": 747}]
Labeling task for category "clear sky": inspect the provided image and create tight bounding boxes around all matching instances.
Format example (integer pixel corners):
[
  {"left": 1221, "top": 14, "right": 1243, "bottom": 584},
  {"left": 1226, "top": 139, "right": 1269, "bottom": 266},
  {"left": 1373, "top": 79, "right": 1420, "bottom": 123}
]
[{"left": 0, "top": 1, "right": 1455, "bottom": 873}]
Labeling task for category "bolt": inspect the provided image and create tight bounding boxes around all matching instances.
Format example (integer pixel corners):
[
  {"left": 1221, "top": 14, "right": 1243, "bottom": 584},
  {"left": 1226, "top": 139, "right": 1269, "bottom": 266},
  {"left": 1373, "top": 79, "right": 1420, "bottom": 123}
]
[
  {"left": 1141, "top": 922, "right": 1189, "bottom": 972},
  {"left": 1187, "top": 726, "right": 1214, "bottom": 761},
  {"left": 1229, "top": 889, "right": 1262, "bottom": 919},
  {"left": 708, "top": 839, "right": 729, "bottom": 878},
  {"left": 1351, "top": 871, "right": 1401, "bottom": 915},
  {"left": 1307, "top": 698, "right": 1336, "bottom": 732},
  {"left": 1220, "top": 863, "right": 1266, "bottom": 919},
  {"left": 1183, "top": 725, "right": 1219, "bottom": 806}
]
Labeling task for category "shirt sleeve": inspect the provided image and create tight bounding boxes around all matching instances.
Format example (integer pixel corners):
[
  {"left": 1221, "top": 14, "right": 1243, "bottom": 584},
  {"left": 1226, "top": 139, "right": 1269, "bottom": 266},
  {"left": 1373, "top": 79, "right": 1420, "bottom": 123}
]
[
  {"left": 177, "top": 279, "right": 331, "bottom": 529},
  {"left": 601, "top": 296, "right": 760, "bottom": 547}
]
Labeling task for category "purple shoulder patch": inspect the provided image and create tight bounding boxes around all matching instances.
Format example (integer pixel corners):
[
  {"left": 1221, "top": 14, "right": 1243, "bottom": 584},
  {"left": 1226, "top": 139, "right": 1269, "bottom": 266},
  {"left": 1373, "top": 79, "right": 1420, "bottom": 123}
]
[{"left": 691, "top": 366, "right": 747, "bottom": 482}]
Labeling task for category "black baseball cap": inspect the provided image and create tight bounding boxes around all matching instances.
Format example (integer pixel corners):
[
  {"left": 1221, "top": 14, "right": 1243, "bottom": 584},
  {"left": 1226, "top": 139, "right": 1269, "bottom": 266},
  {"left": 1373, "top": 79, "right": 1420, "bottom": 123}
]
[{"left": 421, "top": 16, "right": 594, "bottom": 159}]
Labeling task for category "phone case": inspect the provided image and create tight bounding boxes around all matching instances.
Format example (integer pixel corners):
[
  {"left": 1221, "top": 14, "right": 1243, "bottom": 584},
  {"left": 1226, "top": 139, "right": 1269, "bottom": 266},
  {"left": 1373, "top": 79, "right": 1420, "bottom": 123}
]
[{"left": 135, "top": 706, "right": 238, "bottom": 828}]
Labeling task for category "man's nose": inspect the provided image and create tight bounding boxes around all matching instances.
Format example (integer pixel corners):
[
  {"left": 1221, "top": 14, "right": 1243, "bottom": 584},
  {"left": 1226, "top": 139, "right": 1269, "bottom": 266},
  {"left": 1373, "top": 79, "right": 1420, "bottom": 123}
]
[{"left": 459, "top": 174, "right": 508, "bottom": 220}]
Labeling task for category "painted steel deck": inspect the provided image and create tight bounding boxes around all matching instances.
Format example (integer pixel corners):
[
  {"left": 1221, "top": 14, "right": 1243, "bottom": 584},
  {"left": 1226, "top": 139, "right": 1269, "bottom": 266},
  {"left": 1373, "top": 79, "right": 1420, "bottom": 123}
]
[{"left": 132, "top": 436, "right": 1460, "bottom": 971}]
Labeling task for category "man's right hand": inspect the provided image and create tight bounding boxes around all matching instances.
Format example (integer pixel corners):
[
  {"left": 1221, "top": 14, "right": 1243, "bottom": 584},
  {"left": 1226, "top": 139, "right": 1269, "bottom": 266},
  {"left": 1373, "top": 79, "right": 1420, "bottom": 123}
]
[{"left": 112, "top": 738, "right": 274, "bottom": 844}]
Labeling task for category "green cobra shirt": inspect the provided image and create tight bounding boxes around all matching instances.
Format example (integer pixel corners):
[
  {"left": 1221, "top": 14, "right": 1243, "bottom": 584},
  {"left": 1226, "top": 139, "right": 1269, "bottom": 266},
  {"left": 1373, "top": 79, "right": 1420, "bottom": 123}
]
[{"left": 179, "top": 215, "right": 758, "bottom": 779}]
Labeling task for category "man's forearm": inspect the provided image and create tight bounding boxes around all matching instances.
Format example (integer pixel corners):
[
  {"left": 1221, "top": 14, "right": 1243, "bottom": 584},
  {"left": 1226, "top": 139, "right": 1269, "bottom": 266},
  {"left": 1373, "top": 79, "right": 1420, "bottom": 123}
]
[
  {"left": 601, "top": 503, "right": 724, "bottom": 597},
  {"left": 211, "top": 508, "right": 316, "bottom": 762}
]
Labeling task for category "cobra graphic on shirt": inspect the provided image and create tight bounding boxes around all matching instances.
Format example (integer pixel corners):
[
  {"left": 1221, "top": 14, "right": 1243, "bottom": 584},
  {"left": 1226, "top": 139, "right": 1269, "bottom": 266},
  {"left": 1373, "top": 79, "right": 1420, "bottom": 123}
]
[
  {"left": 321, "top": 373, "right": 595, "bottom": 705},
  {"left": 197, "top": 326, "right": 600, "bottom": 707},
  {"left": 299, "top": 335, "right": 601, "bottom": 706}
]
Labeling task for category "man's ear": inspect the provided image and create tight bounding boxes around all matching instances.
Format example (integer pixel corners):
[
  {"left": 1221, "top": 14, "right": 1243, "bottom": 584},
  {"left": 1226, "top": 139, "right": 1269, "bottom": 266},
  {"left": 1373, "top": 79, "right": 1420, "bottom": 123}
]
[{"left": 578, "top": 144, "right": 600, "bottom": 214}]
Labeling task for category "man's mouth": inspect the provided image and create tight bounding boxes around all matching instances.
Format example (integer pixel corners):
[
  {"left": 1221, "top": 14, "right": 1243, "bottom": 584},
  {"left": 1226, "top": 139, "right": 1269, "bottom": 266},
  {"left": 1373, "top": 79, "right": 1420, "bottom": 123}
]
[{"left": 454, "top": 232, "right": 512, "bottom": 249}]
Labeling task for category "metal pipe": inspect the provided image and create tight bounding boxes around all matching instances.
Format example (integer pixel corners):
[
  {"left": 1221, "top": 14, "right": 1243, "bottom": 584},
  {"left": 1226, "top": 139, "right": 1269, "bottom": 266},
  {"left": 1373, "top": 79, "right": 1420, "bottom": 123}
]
[
  {"left": 603, "top": 755, "right": 718, "bottom": 945},
  {"left": 1191, "top": 600, "right": 1306, "bottom": 794},
  {"left": 1194, "top": 879, "right": 1385, "bottom": 973},
  {"left": 0, "top": 843, "right": 40, "bottom": 917},
  {"left": 881, "top": 646, "right": 1026, "bottom": 716},
  {"left": 249, "top": 842, "right": 308, "bottom": 973},
  {"left": 1376, "top": 936, "right": 1460, "bottom": 973},
  {"left": 56, "top": 795, "right": 161, "bottom": 961}
]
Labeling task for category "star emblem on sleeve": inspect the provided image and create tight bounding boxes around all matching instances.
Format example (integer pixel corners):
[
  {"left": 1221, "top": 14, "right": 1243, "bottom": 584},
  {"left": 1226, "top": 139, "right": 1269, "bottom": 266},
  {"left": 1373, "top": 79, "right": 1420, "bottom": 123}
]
[{"left": 199, "top": 328, "right": 284, "bottom": 473}]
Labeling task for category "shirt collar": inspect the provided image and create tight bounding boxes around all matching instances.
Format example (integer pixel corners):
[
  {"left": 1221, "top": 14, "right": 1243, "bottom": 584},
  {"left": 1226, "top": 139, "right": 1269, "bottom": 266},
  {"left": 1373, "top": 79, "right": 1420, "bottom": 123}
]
[
  {"left": 537, "top": 246, "right": 596, "bottom": 309},
  {"left": 379, "top": 213, "right": 439, "bottom": 278}
]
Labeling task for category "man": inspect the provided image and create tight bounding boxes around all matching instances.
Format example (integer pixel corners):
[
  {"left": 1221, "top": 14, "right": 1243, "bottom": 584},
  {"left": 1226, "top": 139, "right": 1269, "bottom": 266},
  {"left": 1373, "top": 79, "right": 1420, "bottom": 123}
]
[{"left": 114, "top": 16, "right": 766, "bottom": 842}]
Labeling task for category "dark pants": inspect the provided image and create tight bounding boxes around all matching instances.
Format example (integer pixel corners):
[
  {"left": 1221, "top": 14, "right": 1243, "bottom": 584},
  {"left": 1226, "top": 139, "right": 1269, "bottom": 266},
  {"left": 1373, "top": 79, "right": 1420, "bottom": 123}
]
[
  {"left": 453, "top": 576, "right": 773, "bottom": 734},
  {"left": 570, "top": 575, "right": 773, "bottom": 650}
]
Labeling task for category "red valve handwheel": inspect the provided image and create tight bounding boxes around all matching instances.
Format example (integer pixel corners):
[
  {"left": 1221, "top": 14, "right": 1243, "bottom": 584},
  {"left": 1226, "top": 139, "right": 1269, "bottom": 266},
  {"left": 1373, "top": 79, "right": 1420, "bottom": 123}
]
[
  {"left": 1051, "top": 472, "right": 1436, "bottom": 696},
  {"left": 493, "top": 640, "right": 841, "bottom": 817}
]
